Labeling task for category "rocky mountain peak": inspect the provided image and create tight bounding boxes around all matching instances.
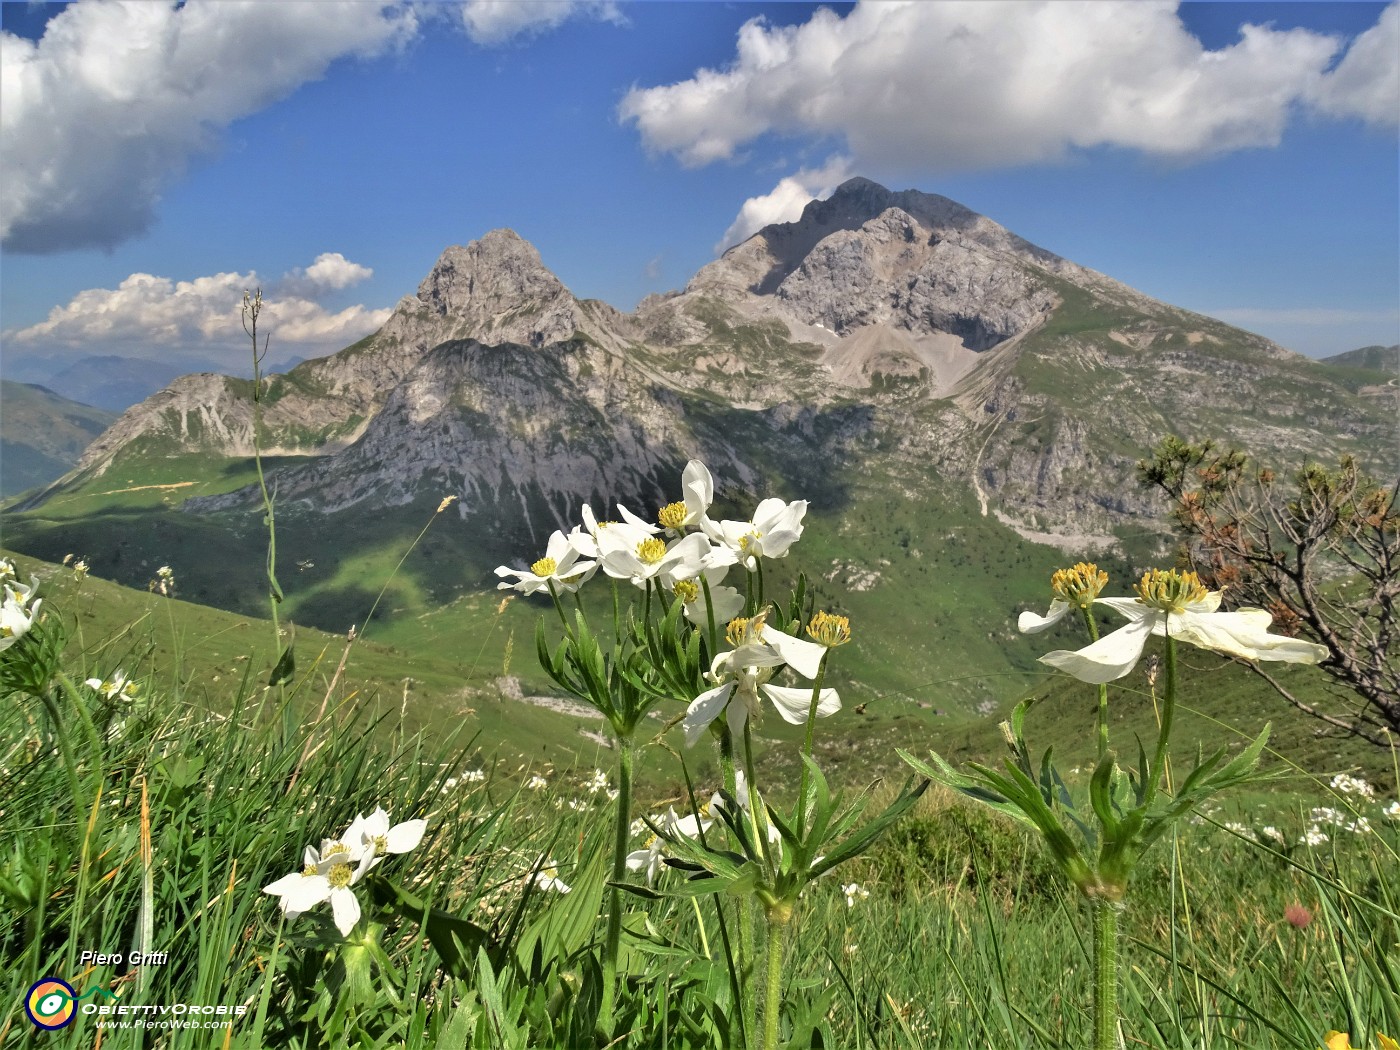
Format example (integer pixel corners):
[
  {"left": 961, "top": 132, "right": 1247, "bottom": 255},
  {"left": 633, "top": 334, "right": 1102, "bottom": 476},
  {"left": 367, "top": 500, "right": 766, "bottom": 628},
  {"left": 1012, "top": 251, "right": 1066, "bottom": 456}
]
[{"left": 391, "top": 228, "right": 587, "bottom": 349}]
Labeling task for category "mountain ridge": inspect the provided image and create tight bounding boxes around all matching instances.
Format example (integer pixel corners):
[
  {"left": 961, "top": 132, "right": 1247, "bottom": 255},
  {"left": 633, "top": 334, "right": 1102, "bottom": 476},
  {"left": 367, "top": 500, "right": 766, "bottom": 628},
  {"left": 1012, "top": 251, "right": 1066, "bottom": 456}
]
[{"left": 32, "top": 178, "right": 1395, "bottom": 551}]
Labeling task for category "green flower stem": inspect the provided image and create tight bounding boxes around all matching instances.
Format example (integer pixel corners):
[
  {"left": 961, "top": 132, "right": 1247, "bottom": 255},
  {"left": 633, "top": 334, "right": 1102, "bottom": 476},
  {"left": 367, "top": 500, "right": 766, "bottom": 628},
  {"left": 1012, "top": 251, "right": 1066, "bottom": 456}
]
[
  {"left": 1090, "top": 898, "right": 1124, "bottom": 1050},
  {"left": 1146, "top": 636, "right": 1179, "bottom": 806},
  {"left": 600, "top": 738, "right": 634, "bottom": 1023},
  {"left": 545, "top": 581, "right": 575, "bottom": 640},
  {"left": 725, "top": 724, "right": 756, "bottom": 1044},
  {"left": 762, "top": 910, "right": 789, "bottom": 1050},
  {"left": 1079, "top": 608, "right": 1109, "bottom": 761},
  {"left": 796, "top": 651, "right": 830, "bottom": 832}
]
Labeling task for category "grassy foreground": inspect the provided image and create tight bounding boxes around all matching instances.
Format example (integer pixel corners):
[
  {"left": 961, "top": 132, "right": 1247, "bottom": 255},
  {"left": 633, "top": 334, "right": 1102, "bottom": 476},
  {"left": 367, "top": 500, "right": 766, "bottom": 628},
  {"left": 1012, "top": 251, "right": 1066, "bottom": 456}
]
[{"left": 2, "top": 563, "right": 1397, "bottom": 1049}]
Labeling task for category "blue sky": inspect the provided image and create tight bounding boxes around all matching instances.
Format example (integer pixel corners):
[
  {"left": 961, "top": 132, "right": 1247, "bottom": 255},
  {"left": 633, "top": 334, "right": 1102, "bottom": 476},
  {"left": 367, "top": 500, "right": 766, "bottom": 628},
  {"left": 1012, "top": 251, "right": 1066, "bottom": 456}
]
[{"left": 1, "top": 0, "right": 1396, "bottom": 376}]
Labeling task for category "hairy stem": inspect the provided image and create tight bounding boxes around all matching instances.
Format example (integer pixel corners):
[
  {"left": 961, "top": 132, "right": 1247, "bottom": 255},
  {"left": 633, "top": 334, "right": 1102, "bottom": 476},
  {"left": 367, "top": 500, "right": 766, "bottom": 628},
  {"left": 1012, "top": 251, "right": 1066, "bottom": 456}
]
[{"left": 1091, "top": 898, "right": 1125, "bottom": 1050}]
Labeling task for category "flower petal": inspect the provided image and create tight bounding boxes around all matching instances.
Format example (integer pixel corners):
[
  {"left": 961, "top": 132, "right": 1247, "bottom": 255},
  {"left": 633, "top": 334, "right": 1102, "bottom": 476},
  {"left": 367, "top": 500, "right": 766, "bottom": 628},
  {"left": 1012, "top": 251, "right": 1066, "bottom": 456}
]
[
  {"left": 1039, "top": 614, "right": 1158, "bottom": 684},
  {"left": 1017, "top": 599, "right": 1072, "bottom": 634},
  {"left": 385, "top": 819, "right": 427, "bottom": 854},
  {"left": 1173, "top": 609, "right": 1329, "bottom": 664},
  {"left": 759, "top": 625, "right": 827, "bottom": 679},
  {"left": 762, "top": 684, "right": 841, "bottom": 724},
  {"left": 682, "top": 683, "right": 733, "bottom": 747},
  {"left": 330, "top": 886, "right": 361, "bottom": 937}
]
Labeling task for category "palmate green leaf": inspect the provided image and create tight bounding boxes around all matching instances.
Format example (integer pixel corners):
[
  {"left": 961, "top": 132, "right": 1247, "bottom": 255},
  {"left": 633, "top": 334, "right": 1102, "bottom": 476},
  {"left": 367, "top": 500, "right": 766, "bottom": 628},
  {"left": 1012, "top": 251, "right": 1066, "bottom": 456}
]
[
  {"left": 897, "top": 748, "right": 1031, "bottom": 823},
  {"left": 809, "top": 777, "right": 928, "bottom": 879}
]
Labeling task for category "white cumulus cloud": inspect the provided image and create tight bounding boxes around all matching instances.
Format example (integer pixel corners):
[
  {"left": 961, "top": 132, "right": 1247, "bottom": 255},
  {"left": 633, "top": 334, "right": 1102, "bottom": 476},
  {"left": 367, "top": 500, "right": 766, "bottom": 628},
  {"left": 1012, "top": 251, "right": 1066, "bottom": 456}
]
[
  {"left": 5, "top": 256, "right": 391, "bottom": 354},
  {"left": 1310, "top": 2, "right": 1400, "bottom": 127},
  {"left": 716, "top": 156, "right": 854, "bottom": 252},
  {"left": 278, "top": 252, "right": 376, "bottom": 298},
  {"left": 619, "top": 0, "right": 1386, "bottom": 173},
  {"left": 0, "top": 0, "right": 417, "bottom": 254},
  {"left": 460, "top": 0, "right": 621, "bottom": 45}
]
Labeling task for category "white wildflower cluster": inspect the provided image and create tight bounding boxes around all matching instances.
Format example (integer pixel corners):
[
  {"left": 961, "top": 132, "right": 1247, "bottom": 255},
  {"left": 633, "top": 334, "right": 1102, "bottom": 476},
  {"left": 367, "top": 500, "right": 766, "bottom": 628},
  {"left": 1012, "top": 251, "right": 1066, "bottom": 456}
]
[
  {"left": 0, "top": 558, "right": 42, "bottom": 655},
  {"left": 440, "top": 769, "right": 486, "bottom": 794},
  {"left": 1385, "top": 800, "right": 1400, "bottom": 823},
  {"left": 264, "top": 807, "right": 426, "bottom": 936},
  {"left": 525, "top": 774, "right": 549, "bottom": 791},
  {"left": 1301, "top": 805, "right": 1373, "bottom": 843},
  {"left": 85, "top": 670, "right": 138, "bottom": 703},
  {"left": 626, "top": 799, "right": 716, "bottom": 886},
  {"left": 842, "top": 882, "right": 870, "bottom": 908},
  {"left": 496, "top": 460, "right": 804, "bottom": 613},
  {"left": 1330, "top": 773, "right": 1376, "bottom": 799},
  {"left": 151, "top": 565, "right": 175, "bottom": 597},
  {"left": 62, "top": 554, "right": 90, "bottom": 581},
  {"left": 496, "top": 461, "right": 842, "bottom": 746}
]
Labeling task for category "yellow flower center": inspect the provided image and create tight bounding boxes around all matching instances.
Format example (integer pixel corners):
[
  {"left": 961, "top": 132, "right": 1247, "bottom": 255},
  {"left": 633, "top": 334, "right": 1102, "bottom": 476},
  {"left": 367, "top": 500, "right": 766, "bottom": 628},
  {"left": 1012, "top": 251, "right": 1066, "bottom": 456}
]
[
  {"left": 738, "top": 531, "right": 762, "bottom": 553},
  {"left": 371, "top": 834, "right": 388, "bottom": 855},
  {"left": 1134, "top": 569, "right": 1208, "bottom": 613},
  {"left": 1050, "top": 563, "right": 1108, "bottom": 608},
  {"left": 636, "top": 538, "right": 667, "bottom": 565},
  {"left": 531, "top": 556, "right": 558, "bottom": 577},
  {"left": 672, "top": 579, "right": 700, "bottom": 605},
  {"left": 300, "top": 863, "right": 318, "bottom": 877},
  {"left": 658, "top": 502, "right": 688, "bottom": 529},
  {"left": 325, "top": 841, "right": 350, "bottom": 858},
  {"left": 327, "top": 862, "right": 355, "bottom": 889},
  {"left": 725, "top": 617, "right": 751, "bottom": 647},
  {"left": 806, "top": 610, "right": 852, "bottom": 647}
]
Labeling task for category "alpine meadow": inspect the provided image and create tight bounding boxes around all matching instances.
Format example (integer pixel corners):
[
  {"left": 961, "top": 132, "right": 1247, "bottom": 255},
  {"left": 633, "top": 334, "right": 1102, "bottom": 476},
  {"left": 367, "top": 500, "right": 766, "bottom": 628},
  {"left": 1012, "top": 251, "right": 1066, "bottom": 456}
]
[{"left": 1, "top": 3, "right": 1398, "bottom": 1049}]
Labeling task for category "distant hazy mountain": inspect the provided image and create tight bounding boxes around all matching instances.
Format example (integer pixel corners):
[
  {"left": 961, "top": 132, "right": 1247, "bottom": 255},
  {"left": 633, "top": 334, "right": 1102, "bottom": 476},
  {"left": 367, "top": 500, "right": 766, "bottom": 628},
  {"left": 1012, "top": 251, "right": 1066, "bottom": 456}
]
[
  {"left": 0, "top": 381, "right": 116, "bottom": 498},
  {"left": 1321, "top": 344, "right": 1399, "bottom": 372},
  {"left": 38, "top": 355, "right": 189, "bottom": 412}
]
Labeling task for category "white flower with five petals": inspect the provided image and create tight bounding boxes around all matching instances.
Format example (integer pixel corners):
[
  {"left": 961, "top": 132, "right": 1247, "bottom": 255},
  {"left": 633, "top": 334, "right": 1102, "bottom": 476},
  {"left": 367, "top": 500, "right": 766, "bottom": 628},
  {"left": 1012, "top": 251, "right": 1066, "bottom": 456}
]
[
  {"left": 681, "top": 613, "right": 839, "bottom": 746},
  {"left": 703, "top": 498, "right": 808, "bottom": 572},
  {"left": 495, "top": 530, "right": 597, "bottom": 595},
  {"left": 1038, "top": 570, "right": 1328, "bottom": 685}
]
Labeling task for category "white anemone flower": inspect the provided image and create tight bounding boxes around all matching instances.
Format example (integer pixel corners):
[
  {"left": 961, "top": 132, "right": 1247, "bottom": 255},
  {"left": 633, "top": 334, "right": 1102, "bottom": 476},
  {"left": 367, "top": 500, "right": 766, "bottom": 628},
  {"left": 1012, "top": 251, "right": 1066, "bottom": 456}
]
[
  {"left": 597, "top": 529, "right": 711, "bottom": 589},
  {"left": 1018, "top": 563, "right": 1109, "bottom": 633},
  {"left": 682, "top": 613, "right": 839, "bottom": 746},
  {"left": 0, "top": 590, "right": 40, "bottom": 654},
  {"left": 670, "top": 565, "right": 744, "bottom": 627},
  {"left": 84, "top": 670, "right": 138, "bottom": 702},
  {"left": 531, "top": 857, "right": 572, "bottom": 894},
  {"left": 842, "top": 883, "right": 871, "bottom": 908},
  {"left": 626, "top": 801, "right": 716, "bottom": 885},
  {"left": 567, "top": 503, "right": 656, "bottom": 559},
  {"left": 345, "top": 806, "right": 427, "bottom": 871},
  {"left": 263, "top": 844, "right": 374, "bottom": 936},
  {"left": 1039, "top": 569, "right": 1329, "bottom": 685},
  {"left": 657, "top": 460, "right": 715, "bottom": 533},
  {"left": 703, "top": 498, "right": 808, "bottom": 572},
  {"left": 495, "top": 530, "right": 597, "bottom": 595}
]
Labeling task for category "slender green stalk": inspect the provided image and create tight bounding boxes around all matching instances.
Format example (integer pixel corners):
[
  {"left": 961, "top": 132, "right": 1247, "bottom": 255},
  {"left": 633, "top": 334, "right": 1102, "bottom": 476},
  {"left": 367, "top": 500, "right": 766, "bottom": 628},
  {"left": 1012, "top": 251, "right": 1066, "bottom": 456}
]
[
  {"left": 600, "top": 739, "right": 634, "bottom": 1023},
  {"left": 1090, "top": 898, "right": 1123, "bottom": 1050},
  {"left": 243, "top": 290, "right": 286, "bottom": 722},
  {"left": 722, "top": 724, "right": 756, "bottom": 1045},
  {"left": 795, "top": 651, "right": 830, "bottom": 832},
  {"left": 1146, "top": 636, "right": 1179, "bottom": 806},
  {"left": 762, "top": 911, "right": 789, "bottom": 1050},
  {"left": 1079, "top": 608, "right": 1109, "bottom": 760}
]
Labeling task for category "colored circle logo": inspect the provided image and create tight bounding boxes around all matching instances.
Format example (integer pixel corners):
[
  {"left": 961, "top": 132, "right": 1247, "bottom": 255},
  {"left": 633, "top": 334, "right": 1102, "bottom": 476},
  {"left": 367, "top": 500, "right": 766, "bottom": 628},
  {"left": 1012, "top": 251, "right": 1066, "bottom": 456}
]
[{"left": 26, "top": 978, "right": 77, "bottom": 1030}]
